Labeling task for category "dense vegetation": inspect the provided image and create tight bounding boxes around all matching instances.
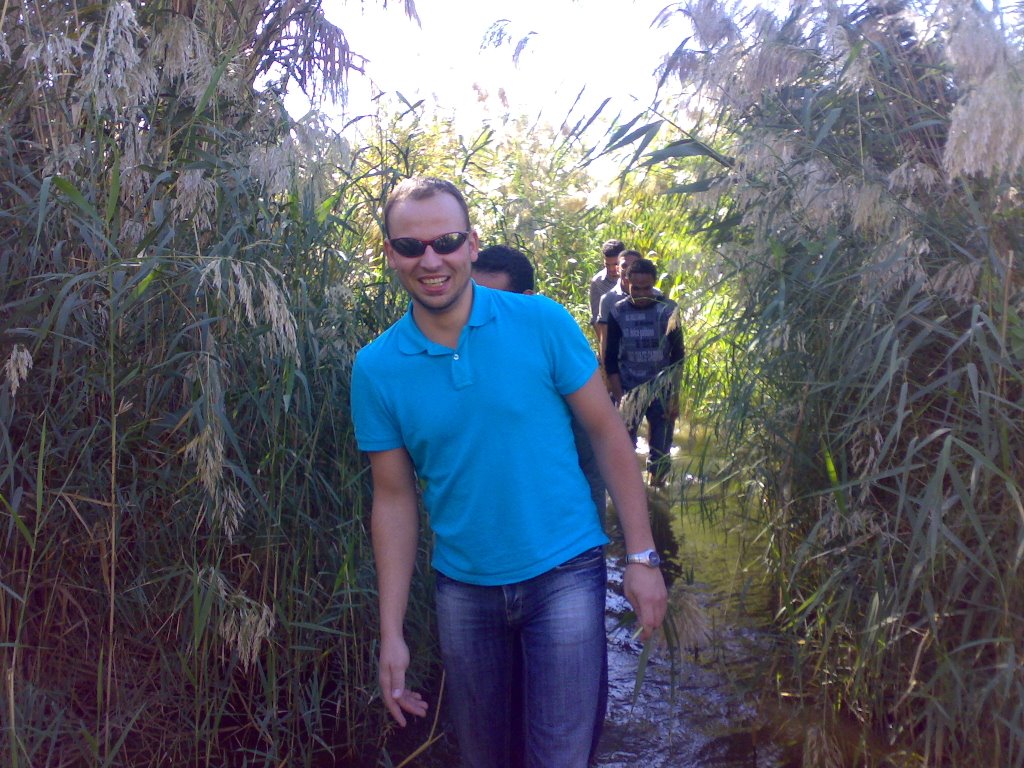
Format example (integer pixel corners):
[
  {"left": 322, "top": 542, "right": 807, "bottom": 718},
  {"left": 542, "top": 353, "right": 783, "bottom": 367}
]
[
  {"left": 630, "top": 2, "right": 1024, "bottom": 765},
  {"left": 2, "top": 1, "right": 1021, "bottom": 766}
]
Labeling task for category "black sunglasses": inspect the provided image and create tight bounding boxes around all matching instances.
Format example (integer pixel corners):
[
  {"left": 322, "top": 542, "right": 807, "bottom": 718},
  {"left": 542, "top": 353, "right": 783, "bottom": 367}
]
[{"left": 388, "top": 231, "right": 469, "bottom": 258}]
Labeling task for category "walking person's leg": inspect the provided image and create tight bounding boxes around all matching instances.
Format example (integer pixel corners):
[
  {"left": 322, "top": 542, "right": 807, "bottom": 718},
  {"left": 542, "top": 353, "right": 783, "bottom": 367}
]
[
  {"left": 646, "top": 399, "right": 674, "bottom": 487},
  {"left": 510, "top": 646, "right": 526, "bottom": 768},
  {"left": 435, "top": 573, "right": 516, "bottom": 768},
  {"left": 519, "top": 546, "right": 607, "bottom": 768},
  {"left": 621, "top": 388, "right": 641, "bottom": 448}
]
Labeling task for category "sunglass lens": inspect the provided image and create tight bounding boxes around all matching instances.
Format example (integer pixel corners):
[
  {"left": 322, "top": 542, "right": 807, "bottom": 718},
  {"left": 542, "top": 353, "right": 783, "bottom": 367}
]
[
  {"left": 390, "top": 238, "right": 426, "bottom": 257},
  {"left": 389, "top": 232, "right": 467, "bottom": 257},
  {"left": 432, "top": 232, "right": 468, "bottom": 254}
]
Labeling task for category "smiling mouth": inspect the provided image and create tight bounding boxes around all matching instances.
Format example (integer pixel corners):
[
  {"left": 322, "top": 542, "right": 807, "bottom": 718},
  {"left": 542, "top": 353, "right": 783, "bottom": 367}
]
[{"left": 421, "top": 276, "right": 448, "bottom": 287}]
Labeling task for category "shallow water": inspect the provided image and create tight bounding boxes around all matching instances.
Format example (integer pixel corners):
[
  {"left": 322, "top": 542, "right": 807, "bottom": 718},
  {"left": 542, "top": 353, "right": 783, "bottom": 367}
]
[{"left": 595, "top": 457, "right": 791, "bottom": 768}]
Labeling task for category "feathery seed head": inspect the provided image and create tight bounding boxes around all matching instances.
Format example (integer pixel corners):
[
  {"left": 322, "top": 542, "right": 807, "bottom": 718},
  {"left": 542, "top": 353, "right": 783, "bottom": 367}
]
[
  {"left": 945, "top": 4, "right": 1004, "bottom": 83},
  {"left": 927, "top": 260, "right": 980, "bottom": 307},
  {"left": 197, "top": 258, "right": 300, "bottom": 367},
  {"left": 174, "top": 169, "right": 217, "bottom": 230},
  {"left": 945, "top": 65, "right": 1024, "bottom": 180},
  {"left": 671, "top": 586, "right": 712, "bottom": 651},
  {"left": 248, "top": 140, "right": 296, "bottom": 198},
  {"left": 686, "top": 0, "right": 738, "bottom": 49},
  {"left": 803, "top": 724, "right": 843, "bottom": 768},
  {"left": 860, "top": 234, "right": 929, "bottom": 302},
  {"left": 4, "top": 345, "right": 33, "bottom": 397},
  {"left": 20, "top": 29, "right": 87, "bottom": 79},
  {"left": 887, "top": 161, "right": 942, "bottom": 195},
  {"left": 185, "top": 422, "right": 225, "bottom": 500},
  {"left": 852, "top": 182, "right": 897, "bottom": 236},
  {"left": 77, "top": 1, "right": 146, "bottom": 117},
  {"left": 219, "top": 594, "right": 275, "bottom": 672}
]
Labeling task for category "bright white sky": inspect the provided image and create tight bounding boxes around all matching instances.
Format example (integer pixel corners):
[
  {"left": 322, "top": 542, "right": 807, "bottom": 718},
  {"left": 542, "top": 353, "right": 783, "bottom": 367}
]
[{"left": 303, "top": 0, "right": 687, "bottom": 130}]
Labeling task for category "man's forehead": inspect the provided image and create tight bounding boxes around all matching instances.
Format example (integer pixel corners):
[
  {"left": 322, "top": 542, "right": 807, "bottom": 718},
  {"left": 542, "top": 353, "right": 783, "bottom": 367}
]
[{"left": 388, "top": 192, "right": 468, "bottom": 230}]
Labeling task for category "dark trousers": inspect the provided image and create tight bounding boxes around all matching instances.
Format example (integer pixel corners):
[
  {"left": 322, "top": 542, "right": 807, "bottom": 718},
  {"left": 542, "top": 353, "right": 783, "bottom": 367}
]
[{"left": 626, "top": 397, "right": 675, "bottom": 483}]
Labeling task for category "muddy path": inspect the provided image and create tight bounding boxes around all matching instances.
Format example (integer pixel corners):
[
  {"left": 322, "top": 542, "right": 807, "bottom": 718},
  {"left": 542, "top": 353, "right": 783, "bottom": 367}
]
[{"left": 596, "top": 473, "right": 795, "bottom": 768}]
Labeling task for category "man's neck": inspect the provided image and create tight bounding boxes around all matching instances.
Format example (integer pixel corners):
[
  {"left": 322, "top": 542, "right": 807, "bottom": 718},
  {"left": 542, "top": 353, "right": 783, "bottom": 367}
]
[{"left": 411, "top": 295, "right": 472, "bottom": 349}]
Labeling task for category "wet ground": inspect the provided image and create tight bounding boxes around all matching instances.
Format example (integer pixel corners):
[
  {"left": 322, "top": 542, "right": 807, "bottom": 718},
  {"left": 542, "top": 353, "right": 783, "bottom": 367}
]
[{"left": 596, "top": 445, "right": 793, "bottom": 768}]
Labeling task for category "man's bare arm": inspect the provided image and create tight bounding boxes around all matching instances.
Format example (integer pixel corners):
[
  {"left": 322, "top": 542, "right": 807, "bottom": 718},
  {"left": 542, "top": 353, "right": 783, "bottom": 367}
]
[
  {"left": 566, "top": 372, "right": 668, "bottom": 639},
  {"left": 596, "top": 321, "right": 609, "bottom": 367},
  {"left": 368, "top": 447, "right": 429, "bottom": 725}
]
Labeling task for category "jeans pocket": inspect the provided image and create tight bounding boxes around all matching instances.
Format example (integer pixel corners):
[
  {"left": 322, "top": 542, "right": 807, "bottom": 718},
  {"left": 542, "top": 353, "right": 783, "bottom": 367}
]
[{"left": 553, "top": 545, "right": 605, "bottom": 572}]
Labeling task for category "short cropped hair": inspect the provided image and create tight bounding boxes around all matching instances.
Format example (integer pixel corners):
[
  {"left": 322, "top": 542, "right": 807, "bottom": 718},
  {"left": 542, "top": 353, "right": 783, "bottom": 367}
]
[
  {"left": 475, "top": 245, "right": 536, "bottom": 294},
  {"left": 619, "top": 249, "right": 642, "bottom": 264},
  {"left": 382, "top": 177, "right": 471, "bottom": 237},
  {"left": 626, "top": 258, "right": 657, "bottom": 280},
  {"left": 601, "top": 239, "right": 625, "bottom": 258}
]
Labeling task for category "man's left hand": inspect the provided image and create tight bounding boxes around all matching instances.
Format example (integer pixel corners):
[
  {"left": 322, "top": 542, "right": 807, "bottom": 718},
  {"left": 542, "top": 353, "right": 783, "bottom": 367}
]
[{"left": 623, "top": 564, "right": 668, "bottom": 641}]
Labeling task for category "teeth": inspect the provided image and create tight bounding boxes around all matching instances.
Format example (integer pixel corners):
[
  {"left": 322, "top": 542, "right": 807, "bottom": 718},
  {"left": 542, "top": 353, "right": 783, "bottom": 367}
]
[{"left": 422, "top": 277, "right": 447, "bottom": 286}]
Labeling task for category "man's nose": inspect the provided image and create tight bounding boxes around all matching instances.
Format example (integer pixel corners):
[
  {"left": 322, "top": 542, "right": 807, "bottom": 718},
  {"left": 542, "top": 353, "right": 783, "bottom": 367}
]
[{"left": 420, "top": 246, "right": 444, "bottom": 268}]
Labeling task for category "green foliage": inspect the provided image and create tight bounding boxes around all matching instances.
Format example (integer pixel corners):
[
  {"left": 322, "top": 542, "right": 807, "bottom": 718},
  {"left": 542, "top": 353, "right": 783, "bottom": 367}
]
[
  {"left": 0, "top": 2, "right": 693, "bottom": 762},
  {"left": 0, "top": 2, "right": 437, "bottom": 765},
  {"left": 625, "top": 1, "right": 1024, "bottom": 764}
]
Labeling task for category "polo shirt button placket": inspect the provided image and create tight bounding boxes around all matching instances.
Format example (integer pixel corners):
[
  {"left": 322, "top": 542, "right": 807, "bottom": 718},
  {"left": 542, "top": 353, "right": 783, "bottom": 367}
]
[{"left": 451, "top": 347, "right": 473, "bottom": 389}]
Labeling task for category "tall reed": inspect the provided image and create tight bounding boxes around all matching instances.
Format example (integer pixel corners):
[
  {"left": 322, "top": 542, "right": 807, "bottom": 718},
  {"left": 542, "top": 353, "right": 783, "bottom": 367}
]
[
  {"left": 620, "top": 1, "right": 1024, "bottom": 764},
  {"left": 0, "top": 2, "right": 443, "bottom": 765}
]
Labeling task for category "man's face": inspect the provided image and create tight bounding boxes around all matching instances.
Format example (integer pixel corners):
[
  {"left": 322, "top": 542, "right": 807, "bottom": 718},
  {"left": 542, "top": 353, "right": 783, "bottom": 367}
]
[
  {"left": 605, "top": 255, "right": 620, "bottom": 279},
  {"left": 618, "top": 254, "right": 637, "bottom": 289},
  {"left": 627, "top": 272, "right": 658, "bottom": 308},
  {"left": 472, "top": 270, "right": 512, "bottom": 292},
  {"left": 385, "top": 192, "right": 478, "bottom": 317}
]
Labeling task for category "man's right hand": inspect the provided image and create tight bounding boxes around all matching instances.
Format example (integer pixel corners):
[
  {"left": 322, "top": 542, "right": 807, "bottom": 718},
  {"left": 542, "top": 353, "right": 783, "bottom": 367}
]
[{"left": 379, "top": 635, "right": 428, "bottom": 726}]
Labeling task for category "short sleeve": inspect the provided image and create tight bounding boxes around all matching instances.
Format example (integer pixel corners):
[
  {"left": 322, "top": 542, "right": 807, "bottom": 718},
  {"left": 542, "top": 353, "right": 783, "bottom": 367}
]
[
  {"left": 350, "top": 351, "right": 404, "bottom": 452},
  {"left": 537, "top": 296, "right": 598, "bottom": 396},
  {"left": 596, "top": 290, "right": 615, "bottom": 324}
]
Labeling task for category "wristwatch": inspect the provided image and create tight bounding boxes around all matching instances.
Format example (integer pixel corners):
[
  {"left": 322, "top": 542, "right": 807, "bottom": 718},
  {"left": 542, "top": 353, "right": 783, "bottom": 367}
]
[{"left": 625, "top": 549, "right": 661, "bottom": 568}]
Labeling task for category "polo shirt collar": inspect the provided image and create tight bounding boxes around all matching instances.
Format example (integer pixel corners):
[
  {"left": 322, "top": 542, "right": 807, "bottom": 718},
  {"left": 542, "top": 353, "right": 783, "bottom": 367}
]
[{"left": 394, "top": 283, "right": 497, "bottom": 356}]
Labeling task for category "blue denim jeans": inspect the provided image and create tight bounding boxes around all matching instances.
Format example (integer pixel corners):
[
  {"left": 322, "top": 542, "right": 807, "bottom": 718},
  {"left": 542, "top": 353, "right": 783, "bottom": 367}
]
[{"left": 435, "top": 546, "right": 608, "bottom": 768}]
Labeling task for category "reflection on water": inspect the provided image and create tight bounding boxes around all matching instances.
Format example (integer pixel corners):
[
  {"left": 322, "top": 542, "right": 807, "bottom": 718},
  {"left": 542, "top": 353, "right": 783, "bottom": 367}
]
[{"left": 595, "top": 438, "right": 793, "bottom": 768}]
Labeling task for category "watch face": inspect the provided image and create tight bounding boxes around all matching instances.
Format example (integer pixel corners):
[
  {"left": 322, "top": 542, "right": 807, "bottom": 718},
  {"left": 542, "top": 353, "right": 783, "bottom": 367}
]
[{"left": 628, "top": 549, "right": 661, "bottom": 567}]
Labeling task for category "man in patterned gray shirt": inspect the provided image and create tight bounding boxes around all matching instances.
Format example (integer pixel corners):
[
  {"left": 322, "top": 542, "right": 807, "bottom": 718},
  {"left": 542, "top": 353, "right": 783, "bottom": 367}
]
[
  {"left": 604, "top": 258, "right": 684, "bottom": 487},
  {"left": 588, "top": 238, "right": 624, "bottom": 332}
]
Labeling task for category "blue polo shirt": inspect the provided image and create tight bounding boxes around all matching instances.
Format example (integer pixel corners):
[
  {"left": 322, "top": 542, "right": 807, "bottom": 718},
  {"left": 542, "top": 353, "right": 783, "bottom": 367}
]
[{"left": 350, "top": 284, "right": 608, "bottom": 585}]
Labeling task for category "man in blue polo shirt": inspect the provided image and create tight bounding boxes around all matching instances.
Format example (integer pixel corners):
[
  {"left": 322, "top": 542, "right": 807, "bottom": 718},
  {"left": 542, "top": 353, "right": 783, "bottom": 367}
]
[{"left": 350, "top": 178, "right": 667, "bottom": 767}]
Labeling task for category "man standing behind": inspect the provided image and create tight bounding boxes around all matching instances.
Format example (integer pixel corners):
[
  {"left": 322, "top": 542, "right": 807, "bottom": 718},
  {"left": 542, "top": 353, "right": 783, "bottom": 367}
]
[
  {"left": 605, "top": 258, "right": 685, "bottom": 488},
  {"left": 588, "top": 238, "right": 625, "bottom": 332},
  {"left": 350, "top": 179, "right": 667, "bottom": 767},
  {"left": 595, "top": 248, "right": 645, "bottom": 365},
  {"left": 472, "top": 244, "right": 537, "bottom": 295}
]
